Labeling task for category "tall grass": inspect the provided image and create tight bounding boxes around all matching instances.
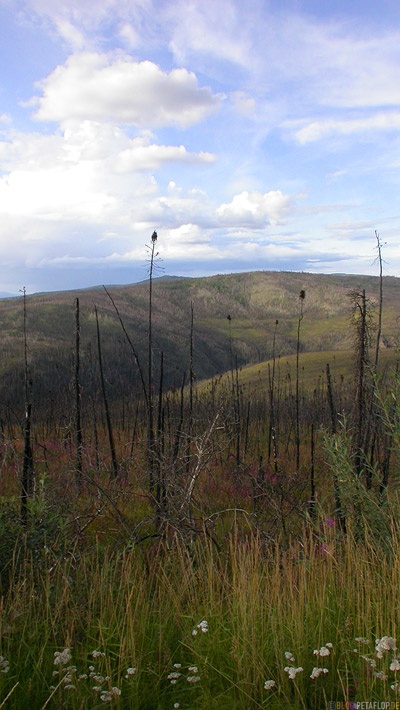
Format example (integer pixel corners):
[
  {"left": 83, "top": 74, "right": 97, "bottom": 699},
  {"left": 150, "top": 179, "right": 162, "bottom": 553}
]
[{"left": 1, "top": 520, "right": 400, "bottom": 708}]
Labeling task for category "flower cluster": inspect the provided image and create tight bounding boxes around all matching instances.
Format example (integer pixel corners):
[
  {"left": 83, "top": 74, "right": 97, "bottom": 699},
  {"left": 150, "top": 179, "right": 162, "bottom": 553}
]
[
  {"left": 167, "top": 662, "right": 202, "bottom": 688},
  {"left": 49, "top": 647, "right": 127, "bottom": 704},
  {"left": 124, "top": 667, "right": 137, "bottom": 678},
  {"left": 99, "top": 687, "right": 121, "bottom": 703},
  {"left": 313, "top": 643, "right": 332, "bottom": 657},
  {"left": 310, "top": 667, "right": 329, "bottom": 679},
  {"left": 54, "top": 648, "right": 72, "bottom": 666},
  {"left": 375, "top": 636, "right": 397, "bottom": 659},
  {"left": 192, "top": 619, "right": 208, "bottom": 636},
  {"left": 284, "top": 665, "right": 303, "bottom": 680}
]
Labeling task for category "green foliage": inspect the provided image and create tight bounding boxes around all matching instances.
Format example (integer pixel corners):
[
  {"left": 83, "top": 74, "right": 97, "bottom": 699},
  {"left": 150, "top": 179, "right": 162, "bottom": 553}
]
[
  {"left": 322, "top": 418, "right": 392, "bottom": 544},
  {"left": 2, "top": 530, "right": 400, "bottom": 707},
  {"left": 0, "top": 475, "right": 66, "bottom": 593}
]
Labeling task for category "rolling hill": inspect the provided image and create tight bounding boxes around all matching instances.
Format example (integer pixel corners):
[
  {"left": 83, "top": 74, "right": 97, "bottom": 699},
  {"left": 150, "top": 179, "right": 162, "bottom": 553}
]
[{"left": 0, "top": 270, "right": 399, "bottom": 420}]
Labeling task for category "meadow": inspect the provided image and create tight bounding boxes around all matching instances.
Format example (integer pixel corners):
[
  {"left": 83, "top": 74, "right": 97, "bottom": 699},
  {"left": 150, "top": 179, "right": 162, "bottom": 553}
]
[{"left": 0, "top": 263, "right": 399, "bottom": 708}]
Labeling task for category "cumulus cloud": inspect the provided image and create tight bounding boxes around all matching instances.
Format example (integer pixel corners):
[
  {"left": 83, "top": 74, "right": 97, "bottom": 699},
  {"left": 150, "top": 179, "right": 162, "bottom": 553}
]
[
  {"left": 0, "top": 121, "right": 215, "bottom": 223},
  {"left": 216, "top": 190, "right": 293, "bottom": 227},
  {"left": 32, "top": 52, "right": 222, "bottom": 128}
]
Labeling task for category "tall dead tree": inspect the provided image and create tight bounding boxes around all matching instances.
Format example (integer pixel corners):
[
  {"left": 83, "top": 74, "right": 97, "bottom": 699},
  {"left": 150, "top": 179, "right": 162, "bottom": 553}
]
[
  {"left": 95, "top": 305, "right": 118, "bottom": 478},
  {"left": 373, "top": 231, "right": 383, "bottom": 374},
  {"left": 74, "top": 297, "right": 83, "bottom": 482},
  {"left": 147, "top": 230, "right": 158, "bottom": 493},
  {"left": 21, "top": 287, "right": 34, "bottom": 525},
  {"left": 295, "top": 290, "right": 305, "bottom": 470},
  {"left": 349, "top": 288, "right": 370, "bottom": 478}
]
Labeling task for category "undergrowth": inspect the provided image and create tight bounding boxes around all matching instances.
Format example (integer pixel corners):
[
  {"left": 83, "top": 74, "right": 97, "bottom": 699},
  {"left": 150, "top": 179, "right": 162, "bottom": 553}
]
[{"left": 0, "top": 519, "right": 400, "bottom": 708}]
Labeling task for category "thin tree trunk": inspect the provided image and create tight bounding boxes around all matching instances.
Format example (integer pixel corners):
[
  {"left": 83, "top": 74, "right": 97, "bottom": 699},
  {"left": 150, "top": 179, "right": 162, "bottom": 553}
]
[
  {"left": 21, "top": 287, "right": 34, "bottom": 525},
  {"left": 95, "top": 306, "right": 118, "bottom": 478},
  {"left": 295, "top": 291, "right": 305, "bottom": 470},
  {"left": 74, "top": 297, "right": 83, "bottom": 483},
  {"left": 147, "top": 231, "right": 158, "bottom": 492},
  {"left": 374, "top": 231, "right": 383, "bottom": 373}
]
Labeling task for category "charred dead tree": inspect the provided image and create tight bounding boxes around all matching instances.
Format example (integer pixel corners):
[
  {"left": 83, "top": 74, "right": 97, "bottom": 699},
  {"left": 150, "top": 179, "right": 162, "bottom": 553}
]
[
  {"left": 74, "top": 297, "right": 83, "bottom": 483},
  {"left": 95, "top": 305, "right": 118, "bottom": 478},
  {"left": 21, "top": 287, "right": 34, "bottom": 525},
  {"left": 268, "top": 319, "right": 279, "bottom": 477},
  {"left": 349, "top": 288, "right": 371, "bottom": 480},
  {"left": 295, "top": 290, "right": 305, "bottom": 470},
  {"left": 147, "top": 231, "right": 158, "bottom": 494}
]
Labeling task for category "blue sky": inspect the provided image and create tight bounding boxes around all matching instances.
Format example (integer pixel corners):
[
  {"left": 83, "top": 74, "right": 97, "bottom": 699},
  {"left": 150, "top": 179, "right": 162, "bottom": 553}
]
[{"left": 1, "top": 0, "right": 400, "bottom": 293}]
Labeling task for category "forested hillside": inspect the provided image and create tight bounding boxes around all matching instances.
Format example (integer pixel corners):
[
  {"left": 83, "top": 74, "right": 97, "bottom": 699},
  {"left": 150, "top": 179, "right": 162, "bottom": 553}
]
[{"left": 0, "top": 270, "right": 398, "bottom": 422}]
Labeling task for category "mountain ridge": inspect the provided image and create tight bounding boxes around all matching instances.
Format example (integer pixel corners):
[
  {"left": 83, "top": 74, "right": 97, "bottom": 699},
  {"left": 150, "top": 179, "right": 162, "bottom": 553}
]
[{"left": 0, "top": 270, "right": 398, "bottom": 420}]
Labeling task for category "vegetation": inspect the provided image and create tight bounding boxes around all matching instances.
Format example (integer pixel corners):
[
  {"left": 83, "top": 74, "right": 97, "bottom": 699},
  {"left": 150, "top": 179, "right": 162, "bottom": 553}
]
[{"left": 0, "top": 255, "right": 400, "bottom": 708}]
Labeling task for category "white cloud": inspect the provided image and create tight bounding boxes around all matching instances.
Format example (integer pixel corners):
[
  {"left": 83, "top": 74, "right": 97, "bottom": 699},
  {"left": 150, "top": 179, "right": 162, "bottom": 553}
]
[
  {"left": 167, "top": 0, "right": 255, "bottom": 69},
  {"left": 291, "top": 112, "right": 400, "bottom": 144},
  {"left": 33, "top": 52, "right": 222, "bottom": 128},
  {"left": 0, "top": 121, "right": 215, "bottom": 223},
  {"left": 53, "top": 17, "right": 86, "bottom": 50},
  {"left": 112, "top": 138, "right": 215, "bottom": 173},
  {"left": 216, "top": 190, "right": 293, "bottom": 227}
]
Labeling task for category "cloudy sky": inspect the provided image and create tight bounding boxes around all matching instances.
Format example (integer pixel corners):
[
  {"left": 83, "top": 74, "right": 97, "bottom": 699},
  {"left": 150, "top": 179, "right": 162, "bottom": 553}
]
[{"left": 1, "top": 0, "right": 400, "bottom": 293}]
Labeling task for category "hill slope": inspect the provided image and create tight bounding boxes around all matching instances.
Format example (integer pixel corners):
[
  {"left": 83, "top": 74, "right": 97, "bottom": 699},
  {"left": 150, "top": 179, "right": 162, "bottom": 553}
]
[{"left": 0, "top": 270, "right": 398, "bottom": 419}]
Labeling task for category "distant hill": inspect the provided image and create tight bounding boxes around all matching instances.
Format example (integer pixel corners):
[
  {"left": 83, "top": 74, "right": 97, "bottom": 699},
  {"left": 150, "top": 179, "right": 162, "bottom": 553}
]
[{"left": 0, "top": 270, "right": 398, "bottom": 421}]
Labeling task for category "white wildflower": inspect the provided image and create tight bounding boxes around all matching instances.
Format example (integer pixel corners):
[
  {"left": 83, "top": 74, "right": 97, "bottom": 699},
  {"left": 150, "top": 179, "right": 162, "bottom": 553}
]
[
  {"left": 188, "top": 666, "right": 198, "bottom": 673},
  {"left": 355, "top": 637, "right": 369, "bottom": 645},
  {"left": 310, "top": 667, "right": 329, "bottom": 679},
  {"left": 99, "top": 687, "right": 120, "bottom": 702},
  {"left": 264, "top": 679, "right": 276, "bottom": 689},
  {"left": 54, "top": 648, "right": 72, "bottom": 666},
  {"left": 167, "top": 672, "right": 181, "bottom": 680},
  {"left": 78, "top": 674, "right": 88, "bottom": 680},
  {"left": 192, "top": 629, "right": 198, "bottom": 636},
  {"left": 197, "top": 620, "right": 209, "bottom": 633},
  {"left": 391, "top": 683, "right": 399, "bottom": 692},
  {"left": 170, "top": 679, "right": 177, "bottom": 685},
  {"left": 64, "top": 684, "right": 76, "bottom": 690},
  {"left": 375, "top": 636, "right": 396, "bottom": 659},
  {"left": 174, "top": 704, "right": 180, "bottom": 709},
  {"left": 173, "top": 663, "right": 181, "bottom": 669},
  {"left": 313, "top": 646, "right": 330, "bottom": 657},
  {"left": 100, "top": 693, "right": 112, "bottom": 702},
  {"left": 284, "top": 666, "right": 303, "bottom": 680},
  {"left": 187, "top": 675, "right": 201, "bottom": 683},
  {"left": 361, "top": 655, "right": 377, "bottom": 668},
  {"left": 325, "top": 643, "right": 333, "bottom": 649},
  {"left": 285, "top": 652, "right": 295, "bottom": 661},
  {"left": 88, "top": 665, "right": 95, "bottom": 672},
  {"left": 391, "top": 660, "right": 400, "bottom": 672},
  {"left": 93, "top": 675, "right": 105, "bottom": 683},
  {"left": 126, "top": 667, "right": 136, "bottom": 676},
  {"left": 92, "top": 650, "right": 106, "bottom": 658}
]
